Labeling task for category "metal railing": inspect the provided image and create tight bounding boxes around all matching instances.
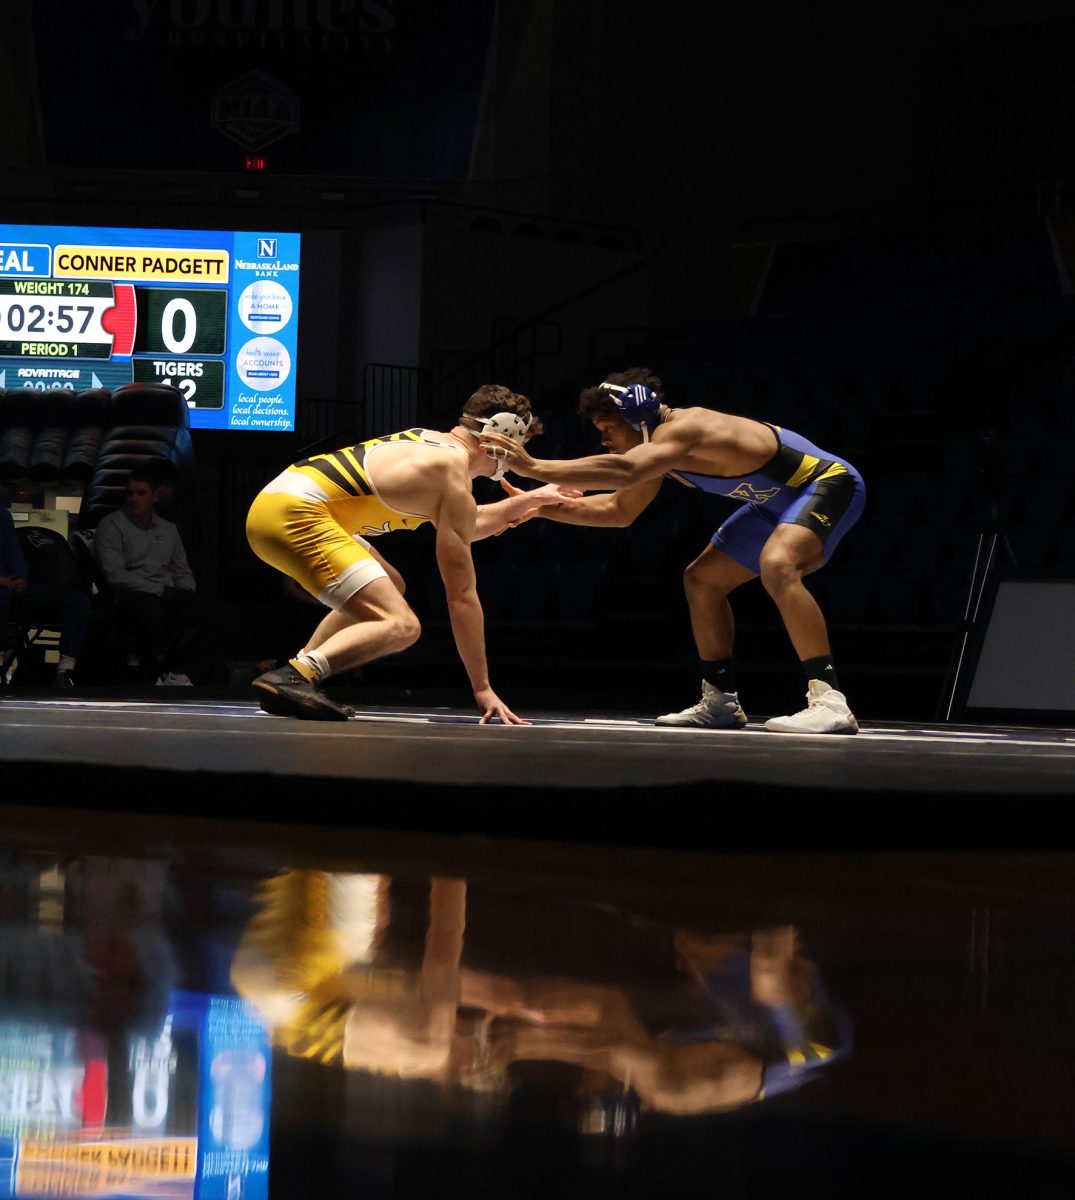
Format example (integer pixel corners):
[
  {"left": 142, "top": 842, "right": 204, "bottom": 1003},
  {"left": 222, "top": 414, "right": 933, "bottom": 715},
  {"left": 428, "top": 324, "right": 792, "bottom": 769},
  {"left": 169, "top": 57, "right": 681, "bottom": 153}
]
[
  {"left": 429, "top": 258, "right": 648, "bottom": 416},
  {"left": 361, "top": 363, "right": 430, "bottom": 433}
]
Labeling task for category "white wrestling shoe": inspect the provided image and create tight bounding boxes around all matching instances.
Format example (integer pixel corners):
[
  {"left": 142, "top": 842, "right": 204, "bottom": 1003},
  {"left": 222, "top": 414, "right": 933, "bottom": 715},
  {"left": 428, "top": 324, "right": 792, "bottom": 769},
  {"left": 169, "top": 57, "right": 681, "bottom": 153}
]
[
  {"left": 156, "top": 672, "right": 193, "bottom": 686},
  {"left": 655, "top": 681, "right": 748, "bottom": 729},
  {"left": 765, "top": 680, "right": 858, "bottom": 735}
]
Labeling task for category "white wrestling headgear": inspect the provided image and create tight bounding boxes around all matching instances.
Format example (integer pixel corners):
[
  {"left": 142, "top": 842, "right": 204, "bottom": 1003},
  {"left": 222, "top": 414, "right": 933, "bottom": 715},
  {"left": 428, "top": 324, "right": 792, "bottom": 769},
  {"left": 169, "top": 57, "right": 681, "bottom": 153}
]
[{"left": 479, "top": 410, "right": 533, "bottom": 481}]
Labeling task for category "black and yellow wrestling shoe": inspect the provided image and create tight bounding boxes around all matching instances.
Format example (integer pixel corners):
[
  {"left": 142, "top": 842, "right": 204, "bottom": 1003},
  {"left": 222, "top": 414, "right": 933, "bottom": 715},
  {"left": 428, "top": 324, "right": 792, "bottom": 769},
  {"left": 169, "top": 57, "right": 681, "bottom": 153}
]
[{"left": 252, "top": 664, "right": 353, "bottom": 722}]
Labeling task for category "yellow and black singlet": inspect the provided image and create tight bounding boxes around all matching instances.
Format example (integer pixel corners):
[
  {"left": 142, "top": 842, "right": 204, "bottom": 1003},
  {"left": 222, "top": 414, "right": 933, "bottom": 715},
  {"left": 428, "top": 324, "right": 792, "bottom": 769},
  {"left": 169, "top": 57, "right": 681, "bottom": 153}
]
[{"left": 285, "top": 428, "right": 465, "bottom": 538}]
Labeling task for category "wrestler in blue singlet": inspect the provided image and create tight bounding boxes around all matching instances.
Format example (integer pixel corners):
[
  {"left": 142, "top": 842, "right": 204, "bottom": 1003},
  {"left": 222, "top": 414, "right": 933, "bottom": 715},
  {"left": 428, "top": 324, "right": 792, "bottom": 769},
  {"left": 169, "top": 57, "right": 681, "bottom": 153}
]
[{"left": 667, "top": 423, "right": 866, "bottom": 574}]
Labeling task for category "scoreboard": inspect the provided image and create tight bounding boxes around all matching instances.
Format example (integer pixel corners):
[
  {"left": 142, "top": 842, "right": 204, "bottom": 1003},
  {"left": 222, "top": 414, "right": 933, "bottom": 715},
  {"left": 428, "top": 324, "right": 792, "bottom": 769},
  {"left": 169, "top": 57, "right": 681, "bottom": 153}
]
[{"left": 0, "top": 224, "right": 301, "bottom": 432}]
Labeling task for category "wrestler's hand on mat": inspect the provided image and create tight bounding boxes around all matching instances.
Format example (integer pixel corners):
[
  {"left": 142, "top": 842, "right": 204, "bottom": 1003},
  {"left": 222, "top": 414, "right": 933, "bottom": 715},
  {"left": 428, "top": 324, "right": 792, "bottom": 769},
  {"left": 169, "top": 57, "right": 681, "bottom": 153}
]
[
  {"left": 474, "top": 686, "right": 530, "bottom": 725},
  {"left": 480, "top": 431, "right": 538, "bottom": 476}
]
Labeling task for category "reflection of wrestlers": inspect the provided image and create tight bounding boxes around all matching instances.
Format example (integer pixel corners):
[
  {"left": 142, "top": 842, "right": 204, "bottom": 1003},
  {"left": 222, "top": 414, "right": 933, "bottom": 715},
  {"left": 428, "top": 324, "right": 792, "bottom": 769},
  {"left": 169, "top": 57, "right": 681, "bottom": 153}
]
[
  {"left": 245, "top": 385, "right": 577, "bottom": 723},
  {"left": 230, "top": 871, "right": 851, "bottom": 1119},
  {"left": 228, "top": 871, "right": 452, "bottom": 1072},
  {"left": 454, "top": 925, "right": 851, "bottom": 1116},
  {"left": 480, "top": 369, "right": 866, "bottom": 734}
]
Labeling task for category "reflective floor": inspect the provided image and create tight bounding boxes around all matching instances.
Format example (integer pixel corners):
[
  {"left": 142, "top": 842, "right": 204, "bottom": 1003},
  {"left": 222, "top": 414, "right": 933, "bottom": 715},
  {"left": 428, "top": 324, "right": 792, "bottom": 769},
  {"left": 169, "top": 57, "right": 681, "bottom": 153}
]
[{"left": 1, "top": 804, "right": 1072, "bottom": 1199}]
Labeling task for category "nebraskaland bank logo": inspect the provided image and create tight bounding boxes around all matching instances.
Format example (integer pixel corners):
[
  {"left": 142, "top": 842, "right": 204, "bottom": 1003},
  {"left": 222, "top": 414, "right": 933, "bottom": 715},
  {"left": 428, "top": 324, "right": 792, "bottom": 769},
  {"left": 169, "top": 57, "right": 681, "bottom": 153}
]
[
  {"left": 257, "top": 239, "right": 277, "bottom": 259},
  {"left": 211, "top": 71, "right": 298, "bottom": 151}
]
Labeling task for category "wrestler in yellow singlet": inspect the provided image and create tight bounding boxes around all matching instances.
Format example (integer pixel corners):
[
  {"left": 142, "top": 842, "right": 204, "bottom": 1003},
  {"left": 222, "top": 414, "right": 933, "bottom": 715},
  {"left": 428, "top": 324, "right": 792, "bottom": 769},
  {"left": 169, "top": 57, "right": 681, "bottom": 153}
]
[{"left": 246, "top": 428, "right": 464, "bottom": 610}]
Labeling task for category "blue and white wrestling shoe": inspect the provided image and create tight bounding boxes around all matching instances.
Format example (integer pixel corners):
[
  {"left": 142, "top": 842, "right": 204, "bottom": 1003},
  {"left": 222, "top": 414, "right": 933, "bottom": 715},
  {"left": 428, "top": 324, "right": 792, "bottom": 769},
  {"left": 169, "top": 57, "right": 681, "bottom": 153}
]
[
  {"left": 655, "top": 681, "right": 749, "bottom": 729},
  {"left": 765, "top": 680, "right": 858, "bottom": 735}
]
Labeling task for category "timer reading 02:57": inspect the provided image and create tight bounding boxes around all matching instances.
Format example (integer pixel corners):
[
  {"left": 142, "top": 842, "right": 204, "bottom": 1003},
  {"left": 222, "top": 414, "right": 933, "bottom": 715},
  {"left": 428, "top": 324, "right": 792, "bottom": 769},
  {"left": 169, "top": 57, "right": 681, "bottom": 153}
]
[{"left": 0, "top": 279, "right": 116, "bottom": 358}]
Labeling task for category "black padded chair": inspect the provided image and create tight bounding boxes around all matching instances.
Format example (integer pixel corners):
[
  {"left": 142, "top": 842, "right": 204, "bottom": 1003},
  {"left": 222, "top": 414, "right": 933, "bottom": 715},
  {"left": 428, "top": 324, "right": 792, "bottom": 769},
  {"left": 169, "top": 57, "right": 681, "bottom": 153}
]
[
  {"left": 0, "top": 388, "right": 87, "bottom": 485},
  {"left": 78, "top": 382, "right": 195, "bottom": 530},
  {"left": 62, "top": 388, "right": 111, "bottom": 483},
  {"left": 28, "top": 389, "right": 77, "bottom": 482},
  {"left": 0, "top": 388, "right": 39, "bottom": 483}
]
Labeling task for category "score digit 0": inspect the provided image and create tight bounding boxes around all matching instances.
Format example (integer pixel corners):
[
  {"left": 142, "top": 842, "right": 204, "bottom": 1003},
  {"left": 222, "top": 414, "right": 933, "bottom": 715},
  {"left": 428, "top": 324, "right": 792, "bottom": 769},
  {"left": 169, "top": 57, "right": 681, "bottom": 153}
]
[
  {"left": 161, "top": 296, "right": 198, "bottom": 354},
  {"left": 133, "top": 288, "right": 227, "bottom": 357}
]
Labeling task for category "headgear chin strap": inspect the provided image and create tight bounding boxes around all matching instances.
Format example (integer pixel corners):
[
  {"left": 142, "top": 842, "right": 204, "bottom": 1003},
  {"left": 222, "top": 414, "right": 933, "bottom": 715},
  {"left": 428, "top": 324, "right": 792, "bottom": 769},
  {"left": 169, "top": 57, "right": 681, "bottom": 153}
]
[
  {"left": 478, "top": 410, "right": 533, "bottom": 480},
  {"left": 599, "top": 382, "right": 661, "bottom": 443}
]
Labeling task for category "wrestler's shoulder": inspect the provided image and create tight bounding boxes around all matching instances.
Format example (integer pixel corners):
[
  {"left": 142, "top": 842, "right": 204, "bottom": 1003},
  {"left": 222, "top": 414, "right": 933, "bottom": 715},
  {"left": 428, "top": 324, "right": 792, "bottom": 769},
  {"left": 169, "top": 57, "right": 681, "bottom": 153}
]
[
  {"left": 658, "top": 406, "right": 728, "bottom": 437},
  {"left": 384, "top": 434, "right": 467, "bottom": 466},
  {"left": 418, "top": 441, "right": 472, "bottom": 483}
]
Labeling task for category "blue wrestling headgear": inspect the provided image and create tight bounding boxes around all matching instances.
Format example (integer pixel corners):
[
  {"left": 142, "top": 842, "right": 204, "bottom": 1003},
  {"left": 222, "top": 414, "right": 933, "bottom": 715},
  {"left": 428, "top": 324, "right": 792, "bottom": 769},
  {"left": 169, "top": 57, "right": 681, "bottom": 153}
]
[
  {"left": 478, "top": 410, "right": 533, "bottom": 481},
  {"left": 599, "top": 382, "right": 662, "bottom": 442}
]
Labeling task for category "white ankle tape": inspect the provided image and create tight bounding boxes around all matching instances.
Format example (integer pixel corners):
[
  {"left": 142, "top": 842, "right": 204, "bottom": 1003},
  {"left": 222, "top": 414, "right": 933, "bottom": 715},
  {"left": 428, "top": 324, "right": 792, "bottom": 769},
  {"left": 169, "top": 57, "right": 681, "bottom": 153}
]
[{"left": 297, "top": 649, "right": 330, "bottom": 682}]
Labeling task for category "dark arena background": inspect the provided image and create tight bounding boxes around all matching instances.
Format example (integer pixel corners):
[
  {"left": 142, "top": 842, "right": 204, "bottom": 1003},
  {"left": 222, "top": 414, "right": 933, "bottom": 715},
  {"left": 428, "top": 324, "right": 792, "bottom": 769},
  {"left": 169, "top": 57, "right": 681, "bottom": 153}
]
[{"left": 1, "top": 4, "right": 1074, "bottom": 1199}]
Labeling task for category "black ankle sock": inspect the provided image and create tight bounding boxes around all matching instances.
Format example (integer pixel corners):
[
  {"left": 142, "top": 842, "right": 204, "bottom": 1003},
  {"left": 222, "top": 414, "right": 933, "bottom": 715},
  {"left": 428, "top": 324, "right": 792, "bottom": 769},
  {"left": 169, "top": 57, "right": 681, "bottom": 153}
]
[
  {"left": 801, "top": 655, "right": 838, "bottom": 690},
  {"left": 701, "top": 658, "right": 735, "bottom": 693}
]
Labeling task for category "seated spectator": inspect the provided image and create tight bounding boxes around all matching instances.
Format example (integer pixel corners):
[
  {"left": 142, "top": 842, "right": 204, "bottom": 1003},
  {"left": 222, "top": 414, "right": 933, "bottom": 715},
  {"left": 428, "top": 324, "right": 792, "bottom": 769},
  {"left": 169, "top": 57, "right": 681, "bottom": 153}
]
[
  {"left": 146, "top": 455, "right": 201, "bottom": 570},
  {"left": 94, "top": 467, "right": 213, "bottom": 686},
  {"left": 0, "top": 502, "right": 91, "bottom": 687},
  {"left": 148, "top": 456, "right": 181, "bottom": 513}
]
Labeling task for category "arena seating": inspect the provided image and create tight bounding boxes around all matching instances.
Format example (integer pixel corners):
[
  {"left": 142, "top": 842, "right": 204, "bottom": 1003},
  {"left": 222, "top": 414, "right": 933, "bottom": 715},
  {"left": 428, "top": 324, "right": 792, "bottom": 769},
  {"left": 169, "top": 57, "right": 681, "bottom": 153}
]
[{"left": 0, "top": 382, "right": 195, "bottom": 531}]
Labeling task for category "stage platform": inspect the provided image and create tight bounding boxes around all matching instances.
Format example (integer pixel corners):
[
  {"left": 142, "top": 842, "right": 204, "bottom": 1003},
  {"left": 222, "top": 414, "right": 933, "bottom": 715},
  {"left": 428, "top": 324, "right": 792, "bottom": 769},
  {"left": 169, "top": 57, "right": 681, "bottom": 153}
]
[
  {"left": 2, "top": 693, "right": 1072, "bottom": 850},
  {"left": 2, "top": 700, "right": 1074, "bottom": 1199}
]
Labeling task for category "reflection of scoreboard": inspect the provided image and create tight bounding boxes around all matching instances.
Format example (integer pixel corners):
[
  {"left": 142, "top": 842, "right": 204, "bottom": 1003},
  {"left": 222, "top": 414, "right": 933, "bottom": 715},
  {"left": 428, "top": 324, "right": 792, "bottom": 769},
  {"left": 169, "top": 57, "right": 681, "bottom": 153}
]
[
  {"left": 0, "top": 991, "right": 271, "bottom": 1200},
  {"left": 0, "top": 225, "right": 300, "bottom": 432}
]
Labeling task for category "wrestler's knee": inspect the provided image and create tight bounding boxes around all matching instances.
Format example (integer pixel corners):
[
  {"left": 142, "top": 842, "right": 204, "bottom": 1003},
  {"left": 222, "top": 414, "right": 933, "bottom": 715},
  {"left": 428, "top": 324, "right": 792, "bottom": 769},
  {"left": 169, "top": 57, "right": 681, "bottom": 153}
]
[
  {"left": 758, "top": 548, "right": 804, "bottom": 596},
  {"left": 389, "top": 608, "right": 421, "bottom": 650},
  {"left": 684, "top": 555, "right": 737, "bottom": 601}
]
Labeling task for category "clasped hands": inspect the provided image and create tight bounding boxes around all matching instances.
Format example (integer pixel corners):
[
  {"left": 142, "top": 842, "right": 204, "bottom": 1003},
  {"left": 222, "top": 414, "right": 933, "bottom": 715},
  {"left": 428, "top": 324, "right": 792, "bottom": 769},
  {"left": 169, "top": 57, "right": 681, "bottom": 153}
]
[
  {"left": 497, "top": 479, "right": 581, "bottom": 529},
  {"left": 480, "top": 432, "right": 581, "bottom": 519}
]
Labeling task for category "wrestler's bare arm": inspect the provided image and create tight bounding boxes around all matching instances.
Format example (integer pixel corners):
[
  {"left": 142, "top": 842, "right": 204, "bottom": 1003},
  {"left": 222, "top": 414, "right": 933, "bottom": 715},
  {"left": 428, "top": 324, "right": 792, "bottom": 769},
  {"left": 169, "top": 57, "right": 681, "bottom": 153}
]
[
  {"left": 481, "top": 422, "right": 692, "bottom": 489},
  {"left": 538, "top": 476, "right": 662, "bottom": 528},
  {"left": 472, "top": 483, "right": 580, "bottom": 539},
  {"left": 432, "top": 466, "right": 526, "bottom": 725}
]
